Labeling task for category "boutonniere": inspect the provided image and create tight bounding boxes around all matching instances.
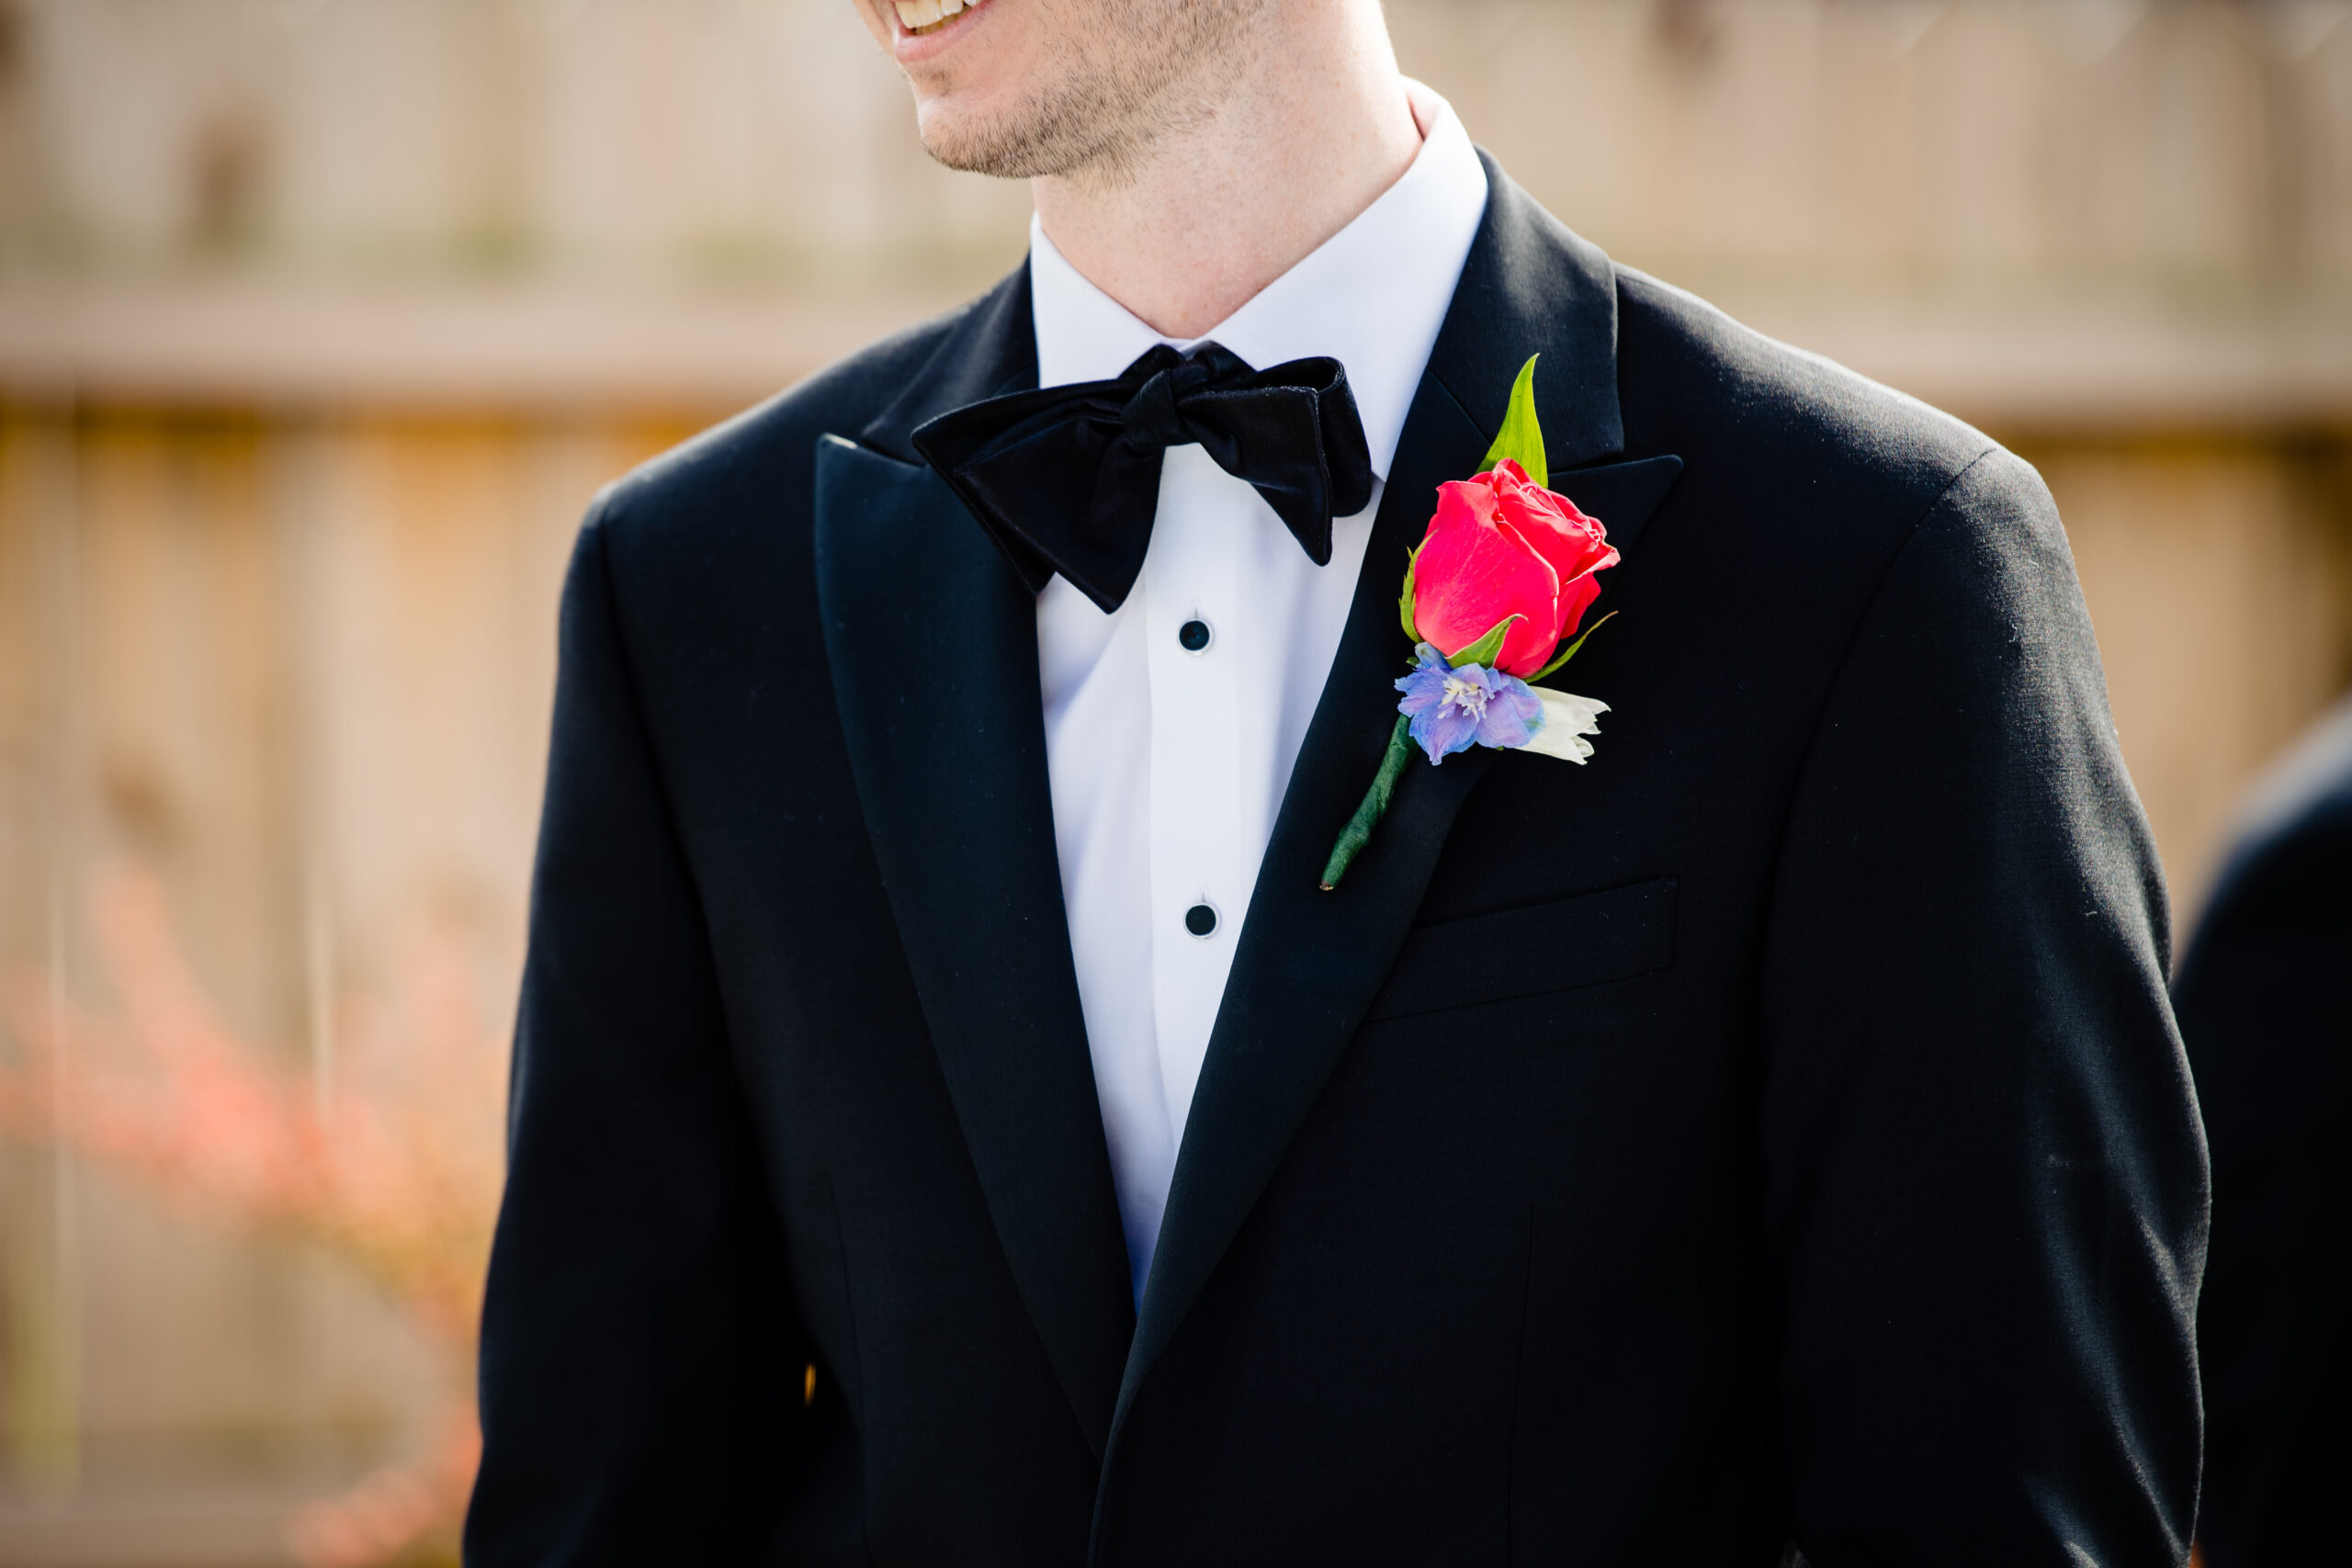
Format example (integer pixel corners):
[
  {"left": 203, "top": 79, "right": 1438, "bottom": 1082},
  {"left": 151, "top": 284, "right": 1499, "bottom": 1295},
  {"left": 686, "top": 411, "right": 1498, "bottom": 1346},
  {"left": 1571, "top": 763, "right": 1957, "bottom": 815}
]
[{"left": 1321, "top": 356, "right": 1620, "bottom": 889}]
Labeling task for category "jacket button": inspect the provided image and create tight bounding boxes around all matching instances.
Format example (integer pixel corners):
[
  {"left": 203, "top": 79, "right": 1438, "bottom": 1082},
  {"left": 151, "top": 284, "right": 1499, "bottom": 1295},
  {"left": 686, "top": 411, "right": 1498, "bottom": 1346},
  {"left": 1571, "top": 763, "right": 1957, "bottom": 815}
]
[
  {"left": 1183, "top": 902, "right": 1218, "bottom": 938},
  {"left": 1178, "top": 618, "right": 1213, "bottom": 653}
]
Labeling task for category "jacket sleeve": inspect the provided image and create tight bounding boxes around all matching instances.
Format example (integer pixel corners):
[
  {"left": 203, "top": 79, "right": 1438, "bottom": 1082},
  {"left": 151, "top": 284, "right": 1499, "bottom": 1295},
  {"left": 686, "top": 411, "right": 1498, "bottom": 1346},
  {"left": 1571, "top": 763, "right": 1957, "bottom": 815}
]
[
  {"left": 465, "top": 502, "right": 804, "bottom": 1564},
  {"left": 1758, "top": 448, "right": 2208, "bottom": 1565}
]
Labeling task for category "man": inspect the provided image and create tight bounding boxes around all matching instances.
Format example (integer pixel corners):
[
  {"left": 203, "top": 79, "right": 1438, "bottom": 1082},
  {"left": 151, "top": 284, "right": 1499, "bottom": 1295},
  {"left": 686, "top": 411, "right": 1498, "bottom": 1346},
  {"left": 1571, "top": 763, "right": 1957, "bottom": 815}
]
[
  {"left": 2173, "top": 697, "right": 2352, "bottom": 1568},
  {"left": 466, "top": 1, "right": 2208, "bottom": 1562}
]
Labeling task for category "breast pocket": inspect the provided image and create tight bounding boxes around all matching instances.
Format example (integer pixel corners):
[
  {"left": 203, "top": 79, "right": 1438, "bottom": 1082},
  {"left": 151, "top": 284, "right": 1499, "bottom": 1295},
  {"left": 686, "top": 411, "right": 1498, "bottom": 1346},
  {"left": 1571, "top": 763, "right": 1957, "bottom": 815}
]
[{"left": 1364, "top": 876, "right": 1679, "bottom": 1023}]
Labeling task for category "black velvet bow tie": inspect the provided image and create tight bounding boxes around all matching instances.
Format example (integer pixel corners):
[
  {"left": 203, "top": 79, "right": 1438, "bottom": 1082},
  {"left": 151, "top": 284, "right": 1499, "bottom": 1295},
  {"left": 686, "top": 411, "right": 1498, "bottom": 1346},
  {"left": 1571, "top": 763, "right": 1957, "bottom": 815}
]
[{"left": 910, "top": 342, "right": 1375, "bottom": 614}]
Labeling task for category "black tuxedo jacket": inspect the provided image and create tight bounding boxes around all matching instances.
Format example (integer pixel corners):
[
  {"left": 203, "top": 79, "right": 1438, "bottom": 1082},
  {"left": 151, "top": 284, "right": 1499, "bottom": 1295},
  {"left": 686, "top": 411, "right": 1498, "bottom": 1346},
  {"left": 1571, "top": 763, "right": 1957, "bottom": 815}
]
[
  {"left": 467, "top": 161, "right": 2206, "bottom": 1566},
  {"left": 2172, "top": 699, "right": 2352, "bottom": 1568}
]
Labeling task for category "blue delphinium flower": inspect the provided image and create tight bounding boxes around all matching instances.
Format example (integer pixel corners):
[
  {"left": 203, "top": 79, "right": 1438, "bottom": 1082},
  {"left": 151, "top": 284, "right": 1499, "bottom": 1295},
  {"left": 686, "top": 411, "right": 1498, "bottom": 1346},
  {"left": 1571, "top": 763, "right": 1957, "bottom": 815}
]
[{"left": 1394, "top": 643, "right": 1544, "bottom": 765}]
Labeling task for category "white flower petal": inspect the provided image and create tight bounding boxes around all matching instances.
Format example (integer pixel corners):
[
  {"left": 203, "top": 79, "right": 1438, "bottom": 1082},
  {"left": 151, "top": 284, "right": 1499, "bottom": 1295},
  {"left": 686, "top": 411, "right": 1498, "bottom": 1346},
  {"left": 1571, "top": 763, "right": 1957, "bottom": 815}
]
[{"left": 1519, "top": 689, "right": 1609, "bottom": 762}]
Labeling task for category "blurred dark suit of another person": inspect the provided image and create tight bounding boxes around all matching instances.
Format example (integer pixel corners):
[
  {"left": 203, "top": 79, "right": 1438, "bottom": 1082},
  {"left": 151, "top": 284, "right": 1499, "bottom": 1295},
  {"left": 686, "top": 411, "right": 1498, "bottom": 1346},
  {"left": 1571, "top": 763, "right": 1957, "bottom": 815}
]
[{"left": 2176, "top": 695, "right": 2352, "bottom": 1568}]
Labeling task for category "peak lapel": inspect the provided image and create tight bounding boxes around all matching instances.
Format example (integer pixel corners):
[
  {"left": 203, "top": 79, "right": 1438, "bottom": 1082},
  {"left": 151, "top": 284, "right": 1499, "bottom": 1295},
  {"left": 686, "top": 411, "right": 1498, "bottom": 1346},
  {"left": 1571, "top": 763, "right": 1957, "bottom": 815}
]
[
  {"left": 815, "top": 268, "right": 1135, "bottom": 1461},
  {"left": 1110, "top": 163, "right": 1684, "bottom": 1438}
]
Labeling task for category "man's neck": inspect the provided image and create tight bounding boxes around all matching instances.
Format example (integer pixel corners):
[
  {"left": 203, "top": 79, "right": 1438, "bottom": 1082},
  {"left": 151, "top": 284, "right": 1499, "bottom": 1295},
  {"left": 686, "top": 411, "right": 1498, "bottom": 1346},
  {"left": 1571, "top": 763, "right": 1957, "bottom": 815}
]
[{"left": 1029, "top": 6, "right": 1422, "bottom": 342}]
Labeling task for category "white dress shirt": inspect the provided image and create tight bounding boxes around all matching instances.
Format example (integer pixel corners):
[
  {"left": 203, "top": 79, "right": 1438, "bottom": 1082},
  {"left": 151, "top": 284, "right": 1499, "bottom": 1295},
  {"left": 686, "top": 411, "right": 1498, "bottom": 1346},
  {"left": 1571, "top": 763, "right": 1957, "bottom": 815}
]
[{"left": 1032, "top": 89, "right": 1489, "bottom": 1300}]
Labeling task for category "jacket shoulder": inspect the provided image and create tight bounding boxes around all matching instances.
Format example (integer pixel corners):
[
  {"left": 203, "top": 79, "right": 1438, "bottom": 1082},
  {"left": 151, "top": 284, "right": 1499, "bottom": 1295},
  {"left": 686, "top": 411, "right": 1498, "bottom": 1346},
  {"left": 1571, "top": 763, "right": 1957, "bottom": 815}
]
[
  {"left": 586, "top": 293, "right": 983, "bottom": 552},
  {"left": 550, "top": 288, "right": 1011, "bottom": 702},
  {"left": 1608, "top": 267, "right": 2101, "bottom": 791},
  {"left": 1613, "top": 265, "right": 2023, "bottom": 543}
]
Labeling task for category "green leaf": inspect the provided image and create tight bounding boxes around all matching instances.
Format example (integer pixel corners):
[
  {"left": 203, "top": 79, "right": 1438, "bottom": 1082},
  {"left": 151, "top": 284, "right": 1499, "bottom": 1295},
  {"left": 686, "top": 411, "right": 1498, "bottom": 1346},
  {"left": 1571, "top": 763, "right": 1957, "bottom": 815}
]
[
  {"left": 1526, "top": 611, "right": 1616, "bottom": 684},
  {"left": 1397, "top": 545, "right": 1421, "bottom": 644},
  {"left": 1476, "top": 355, "right": 1547, "bottom": 488},
  {"left": 1447, "top": 614, "right": 1522, "bottom": 671}
]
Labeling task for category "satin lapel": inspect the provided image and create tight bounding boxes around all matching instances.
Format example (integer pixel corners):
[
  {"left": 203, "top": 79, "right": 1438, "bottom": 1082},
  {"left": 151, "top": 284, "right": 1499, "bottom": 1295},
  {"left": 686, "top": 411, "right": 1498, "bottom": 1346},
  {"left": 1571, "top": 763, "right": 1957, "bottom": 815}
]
[
  {"left": 1110, "top": 163, "right": 1682, "bottom": 1439},
  {"left": 815, "top": 272, "right": 1136, "bottom": 1461},
  {"left": 1549, "top": 454, "right": 1683, "bottom": 557}
]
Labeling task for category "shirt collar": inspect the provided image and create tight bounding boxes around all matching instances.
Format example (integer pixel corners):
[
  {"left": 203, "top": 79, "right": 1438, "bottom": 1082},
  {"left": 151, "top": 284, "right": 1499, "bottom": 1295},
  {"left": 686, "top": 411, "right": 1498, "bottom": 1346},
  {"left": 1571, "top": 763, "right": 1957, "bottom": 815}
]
[{"left": 1028, "top": 85, "right": 1490, "bottom": 483}]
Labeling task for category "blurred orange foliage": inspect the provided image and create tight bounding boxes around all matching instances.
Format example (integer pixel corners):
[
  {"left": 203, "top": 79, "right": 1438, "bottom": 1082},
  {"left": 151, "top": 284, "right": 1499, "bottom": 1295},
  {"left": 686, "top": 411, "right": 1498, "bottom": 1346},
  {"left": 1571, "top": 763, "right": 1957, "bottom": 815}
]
[{"left": 0, "top": 865, "right": 506, "bottom": 1568}]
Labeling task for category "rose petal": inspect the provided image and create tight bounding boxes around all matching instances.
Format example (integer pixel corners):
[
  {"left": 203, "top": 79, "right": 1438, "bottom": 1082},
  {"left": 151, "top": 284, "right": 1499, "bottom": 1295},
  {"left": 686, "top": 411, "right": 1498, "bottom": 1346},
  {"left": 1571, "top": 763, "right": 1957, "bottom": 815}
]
[
  {"left": 1411, "top": 479, "right": 1559, "bottom": 669},
  {"left": 1489, "top": 468, "right": 1619, "bottom": 660},
  {"left": 1496, "top": 466, "right": 1620, "bottom": 589},
  {"left": 1555, "top": 571, "right": 1604, "bottom": 645},
  {"left": 1481, "top": 514, "right": 1574, "bottom": 673}
]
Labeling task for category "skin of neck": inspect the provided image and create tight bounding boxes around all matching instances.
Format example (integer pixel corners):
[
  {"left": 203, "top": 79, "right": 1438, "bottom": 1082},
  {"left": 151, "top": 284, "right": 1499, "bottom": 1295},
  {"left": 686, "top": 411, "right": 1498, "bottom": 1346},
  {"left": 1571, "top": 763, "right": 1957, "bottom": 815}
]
[{"left": 1031, "top": 1, "right": 1423, "bottom": 341}]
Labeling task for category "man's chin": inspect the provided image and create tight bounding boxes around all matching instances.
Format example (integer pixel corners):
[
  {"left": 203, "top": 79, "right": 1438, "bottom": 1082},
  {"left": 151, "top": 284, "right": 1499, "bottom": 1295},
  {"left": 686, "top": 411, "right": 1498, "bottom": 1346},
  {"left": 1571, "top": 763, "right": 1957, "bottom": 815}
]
[
  {"left": 912, "top": 104, "right": 997, "bottom": 175},
  {"left": 914, "top": 99, "right": 1064, "bottom": 180}
]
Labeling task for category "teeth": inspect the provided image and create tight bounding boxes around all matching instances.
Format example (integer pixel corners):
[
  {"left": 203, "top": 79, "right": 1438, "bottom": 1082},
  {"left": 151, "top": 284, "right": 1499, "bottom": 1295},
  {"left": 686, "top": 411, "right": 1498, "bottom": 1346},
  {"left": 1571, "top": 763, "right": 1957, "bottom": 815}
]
[{"left": 895, "top": 0, "right": 970, "bottom": 31}]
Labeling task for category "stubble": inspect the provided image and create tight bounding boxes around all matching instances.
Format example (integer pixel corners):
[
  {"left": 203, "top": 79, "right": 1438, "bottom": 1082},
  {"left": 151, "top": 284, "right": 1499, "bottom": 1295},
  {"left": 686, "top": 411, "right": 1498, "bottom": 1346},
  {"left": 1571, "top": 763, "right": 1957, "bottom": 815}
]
[{"left": 916, "top": 0, "right": 1271, "bottom": 186}]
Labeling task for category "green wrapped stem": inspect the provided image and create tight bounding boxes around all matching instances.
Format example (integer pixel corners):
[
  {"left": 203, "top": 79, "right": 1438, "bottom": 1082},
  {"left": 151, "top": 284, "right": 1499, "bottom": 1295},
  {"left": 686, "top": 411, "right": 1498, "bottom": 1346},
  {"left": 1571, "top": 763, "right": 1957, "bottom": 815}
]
[{"left": 1320, "top": 716, "right": 1416, "bottom": 890}]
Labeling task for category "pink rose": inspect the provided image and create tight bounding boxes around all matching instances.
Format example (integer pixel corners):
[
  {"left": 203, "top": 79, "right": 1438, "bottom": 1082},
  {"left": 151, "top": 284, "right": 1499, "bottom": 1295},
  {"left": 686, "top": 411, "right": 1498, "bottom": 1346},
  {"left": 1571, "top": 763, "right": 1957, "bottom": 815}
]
[{"left": 1408, "top": 459, "right": 1619, "bottom": 676}]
